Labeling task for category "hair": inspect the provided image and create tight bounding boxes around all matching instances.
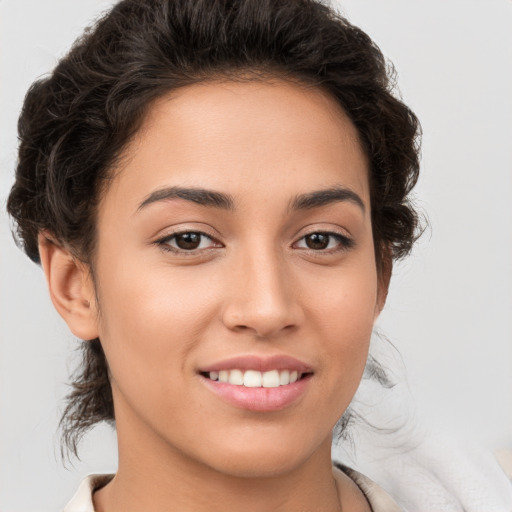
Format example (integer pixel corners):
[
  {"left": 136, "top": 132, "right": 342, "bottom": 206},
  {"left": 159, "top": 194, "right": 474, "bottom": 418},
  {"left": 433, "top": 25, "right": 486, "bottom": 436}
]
[{"left": 7, "top": 0, "right": 421, "bottom": 457}]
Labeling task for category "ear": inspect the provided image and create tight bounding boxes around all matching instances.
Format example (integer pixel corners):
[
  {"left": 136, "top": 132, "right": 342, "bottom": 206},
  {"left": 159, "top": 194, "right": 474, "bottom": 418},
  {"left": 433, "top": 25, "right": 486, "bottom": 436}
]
[
  {"left": 375, "top": 244, "right": 392, "bottom": 318},
  {"left": 38, "top": 233, "right": 99, "bottom": 340}
]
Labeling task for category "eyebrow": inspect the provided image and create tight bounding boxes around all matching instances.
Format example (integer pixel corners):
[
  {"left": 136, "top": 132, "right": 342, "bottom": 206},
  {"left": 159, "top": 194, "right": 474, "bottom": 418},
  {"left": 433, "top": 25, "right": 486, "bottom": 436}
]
[
  {"left": 290, "top": 187, "right": 365, "bottom": 213},
  {"left": 137, "top": 186, "right": 235, "bottom": 212},
  {"left": 136, "top": 185, "right": 365, "bottom": 214}
]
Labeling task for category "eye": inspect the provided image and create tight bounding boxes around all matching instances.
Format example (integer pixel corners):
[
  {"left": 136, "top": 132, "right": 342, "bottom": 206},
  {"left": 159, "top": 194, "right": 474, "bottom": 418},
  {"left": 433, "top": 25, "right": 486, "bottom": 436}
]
[
  {"left": 158, "top": 231, "right": 220, "bottom": 252},
  {"left": 294, "top": 232, "right": 353, "bottom": 252}
]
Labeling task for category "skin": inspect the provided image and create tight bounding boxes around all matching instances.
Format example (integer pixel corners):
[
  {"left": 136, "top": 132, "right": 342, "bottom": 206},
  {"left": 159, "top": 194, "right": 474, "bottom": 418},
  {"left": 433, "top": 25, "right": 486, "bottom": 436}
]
[{"left": 40, "top": 79, "right": 388, "bottom": 512}]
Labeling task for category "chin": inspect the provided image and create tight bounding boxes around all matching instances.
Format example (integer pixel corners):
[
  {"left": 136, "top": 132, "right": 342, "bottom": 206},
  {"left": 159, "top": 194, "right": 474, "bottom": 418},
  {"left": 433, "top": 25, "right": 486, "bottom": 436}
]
[
  {"left": 210, "top": 452, "right": 307, "bottom": 479},
  {"left": 196, "top": 431, "right": 329, "bottom": 479}
]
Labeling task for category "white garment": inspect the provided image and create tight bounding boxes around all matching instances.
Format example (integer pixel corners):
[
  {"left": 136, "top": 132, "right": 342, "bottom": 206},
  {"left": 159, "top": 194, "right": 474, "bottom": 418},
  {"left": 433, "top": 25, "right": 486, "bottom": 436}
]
[{"left": 63, "top": 475, "right": 112, "bottom": 512}]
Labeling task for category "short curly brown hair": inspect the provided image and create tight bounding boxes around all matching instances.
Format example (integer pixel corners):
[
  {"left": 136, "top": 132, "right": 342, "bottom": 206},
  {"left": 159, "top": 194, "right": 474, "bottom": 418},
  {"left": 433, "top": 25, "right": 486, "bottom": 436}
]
[{"left": 7, "top": 0, "right": 421, "bottom": 456}]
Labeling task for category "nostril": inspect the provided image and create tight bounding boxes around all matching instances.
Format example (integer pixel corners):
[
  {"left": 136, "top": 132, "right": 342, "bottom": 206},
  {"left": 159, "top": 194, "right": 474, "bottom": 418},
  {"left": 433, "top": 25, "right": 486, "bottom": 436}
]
[{"left": 221, "top": 295, "right": 302, "bottom": 338}]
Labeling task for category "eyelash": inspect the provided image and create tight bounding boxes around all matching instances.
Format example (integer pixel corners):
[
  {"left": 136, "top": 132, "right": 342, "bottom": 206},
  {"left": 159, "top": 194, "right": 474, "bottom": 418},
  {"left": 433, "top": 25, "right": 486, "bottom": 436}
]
[
  {"left": 294, "top": 232, "right": 355, "bottom": 253},
  {"left": 156, "top": 231, "right": 220, "bottom": 255},
  {"left": 155, "top": 230, "right": 354, "bottom": 255}
]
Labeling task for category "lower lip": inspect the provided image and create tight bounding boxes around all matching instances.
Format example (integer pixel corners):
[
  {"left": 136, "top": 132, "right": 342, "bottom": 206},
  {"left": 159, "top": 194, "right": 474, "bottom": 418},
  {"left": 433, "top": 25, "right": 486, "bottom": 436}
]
[{"left": 200, "top": 374, "right": 312, "bottom": 412}]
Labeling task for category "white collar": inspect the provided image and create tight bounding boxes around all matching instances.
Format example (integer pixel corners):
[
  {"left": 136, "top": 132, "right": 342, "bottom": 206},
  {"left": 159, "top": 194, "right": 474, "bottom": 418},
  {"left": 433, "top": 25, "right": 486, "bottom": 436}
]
[{"left": 63, "top": 474, "right": 113, "bottom": 512}]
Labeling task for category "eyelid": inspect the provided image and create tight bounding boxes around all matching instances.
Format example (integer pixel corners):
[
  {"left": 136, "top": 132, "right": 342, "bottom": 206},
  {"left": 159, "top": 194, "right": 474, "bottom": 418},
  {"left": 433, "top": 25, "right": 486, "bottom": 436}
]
[
  {"left": 292, "top": 230, "right": 355, "bottom": 252},
  {"left": 155, "top": 229, "right": 223, "bottom": 254},
  {"left": 151, "top": 221, "right": 222, "bottom": 245},
  {"left": 152, "top": 224, "right": 354, "bottom": 256}
]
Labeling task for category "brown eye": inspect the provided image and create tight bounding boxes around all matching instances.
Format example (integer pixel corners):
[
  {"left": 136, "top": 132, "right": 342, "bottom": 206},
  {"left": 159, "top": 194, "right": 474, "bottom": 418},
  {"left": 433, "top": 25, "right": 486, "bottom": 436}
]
[
  {"left": 174, "top": 232, "right": 202, "bottom": 250},
  {"left": 295, "top": 232, "right": 354, "bottom": 252},
  {"left": 159, "top": 231, "right": 219, "bottom": 252},
  {"left": 305, "top": 233, "right": 330, "bottom": 250}
]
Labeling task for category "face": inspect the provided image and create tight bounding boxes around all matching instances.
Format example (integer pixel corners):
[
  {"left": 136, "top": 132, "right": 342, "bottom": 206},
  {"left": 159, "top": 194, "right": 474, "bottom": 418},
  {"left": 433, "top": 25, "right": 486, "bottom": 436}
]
[{"left": 86, "top": 79, "right": 383, "bottom": 477}]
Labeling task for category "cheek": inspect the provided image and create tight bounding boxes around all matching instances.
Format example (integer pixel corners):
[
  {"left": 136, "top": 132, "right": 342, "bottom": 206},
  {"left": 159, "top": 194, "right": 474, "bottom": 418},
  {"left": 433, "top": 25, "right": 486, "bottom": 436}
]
[
  {"left": 304, "top": 250, "right": 378, "bottom": 335},
  {"left": 302, "top": 258, "right": 378, "bottom": 399},
  {"left": 93, "top": 254, "right": 222, "bottom": 388}
]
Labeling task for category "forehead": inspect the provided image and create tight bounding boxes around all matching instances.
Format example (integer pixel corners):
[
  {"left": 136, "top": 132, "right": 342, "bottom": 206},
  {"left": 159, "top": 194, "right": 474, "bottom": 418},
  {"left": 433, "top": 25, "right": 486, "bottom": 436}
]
[{"left": 103, "top": 79, "right": 370, "bottom": 215}]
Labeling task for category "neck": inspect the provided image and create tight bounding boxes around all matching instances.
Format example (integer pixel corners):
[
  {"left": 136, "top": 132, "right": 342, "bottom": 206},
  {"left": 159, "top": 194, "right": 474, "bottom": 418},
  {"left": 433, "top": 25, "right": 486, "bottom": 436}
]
[
  {"left": 93, "top": 391, "right": 373, "bottom": 512},
  {"left": 94, "top": 420, "right": 343, "bottom": 512}
]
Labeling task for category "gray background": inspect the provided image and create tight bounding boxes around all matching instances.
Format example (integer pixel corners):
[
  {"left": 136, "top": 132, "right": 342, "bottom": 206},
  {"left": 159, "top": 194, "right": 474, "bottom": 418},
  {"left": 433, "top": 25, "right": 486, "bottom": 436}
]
[{"left": 1, "top": 1, "right": 511, "bottom": 510}]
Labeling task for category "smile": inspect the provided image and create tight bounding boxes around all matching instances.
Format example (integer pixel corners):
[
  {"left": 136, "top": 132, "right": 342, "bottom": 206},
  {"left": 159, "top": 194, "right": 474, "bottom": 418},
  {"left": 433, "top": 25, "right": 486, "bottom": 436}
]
[
  {"left": 205, "top": 369, "right": 304, "bottom": 388},
  {"left": 198, "top": 355, "right": 314, "bottom": 412}
]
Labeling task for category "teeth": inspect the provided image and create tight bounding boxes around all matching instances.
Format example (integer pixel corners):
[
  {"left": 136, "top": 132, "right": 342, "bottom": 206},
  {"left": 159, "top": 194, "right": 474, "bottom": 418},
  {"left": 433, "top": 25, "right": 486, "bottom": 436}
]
[
  {"left": 262, "top": 370, "right": 280, "bottom": 388},
  {"left": 279, "top": 370, "right": 290, "bottom": 385},
  {"left": 243, "top": 370, "right": 262, "bottom": 387},
  {"left": 228, "top": 369, "right": 244, "bottom": 385},
  {"left": 207, "top": 369, "right": 305, "bottom": 387}
]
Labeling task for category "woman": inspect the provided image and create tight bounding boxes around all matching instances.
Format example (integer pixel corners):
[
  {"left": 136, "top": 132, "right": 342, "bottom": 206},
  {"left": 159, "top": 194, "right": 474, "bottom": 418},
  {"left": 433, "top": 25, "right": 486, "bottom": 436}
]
[{"left": 4, "top": 0, "right": 491, "bottom": 510}]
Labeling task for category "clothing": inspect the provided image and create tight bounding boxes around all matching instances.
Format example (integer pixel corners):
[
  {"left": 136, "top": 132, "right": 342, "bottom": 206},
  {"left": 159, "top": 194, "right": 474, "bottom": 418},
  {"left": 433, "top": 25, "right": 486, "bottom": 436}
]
[
  {"left": 63, "top": 466, "right": 403, "bottom": 512},
  {"left": 336, "top": 464, "right": 403, "bottom": 511}
]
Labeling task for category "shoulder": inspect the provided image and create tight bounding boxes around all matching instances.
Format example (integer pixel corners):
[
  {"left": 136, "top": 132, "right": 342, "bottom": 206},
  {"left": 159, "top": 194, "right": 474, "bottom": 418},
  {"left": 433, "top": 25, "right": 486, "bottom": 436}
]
[
  {"left": 63, "top": 474, "right": 114, "bottom": 512},
  {"left": 334, "top": 463, "right": 405, "bottom": 512}
]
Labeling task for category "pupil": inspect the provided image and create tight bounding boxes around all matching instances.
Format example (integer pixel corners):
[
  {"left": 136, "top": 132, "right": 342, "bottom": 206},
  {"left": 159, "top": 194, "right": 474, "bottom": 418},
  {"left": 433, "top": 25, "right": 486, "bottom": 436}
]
[
  {"left": 176, "top": 232, "right": 201, "bottom": 250},
  {"left": 306, "top": 233, "right": 329, "bottom": 250}
]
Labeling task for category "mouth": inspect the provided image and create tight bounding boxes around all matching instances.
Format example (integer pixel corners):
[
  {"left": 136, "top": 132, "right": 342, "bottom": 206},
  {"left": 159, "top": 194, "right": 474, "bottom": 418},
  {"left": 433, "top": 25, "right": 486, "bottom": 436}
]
[
  {"left": 200, "top": 369, "right": 311, "bottom": 388},
  {"left": 197, "top": 355, "right": 314, "bottom": 412}
]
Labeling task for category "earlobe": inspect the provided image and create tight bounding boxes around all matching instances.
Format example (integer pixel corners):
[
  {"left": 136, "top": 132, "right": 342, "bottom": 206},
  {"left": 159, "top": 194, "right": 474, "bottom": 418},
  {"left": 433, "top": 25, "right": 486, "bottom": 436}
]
[{"left": 38, "top": 233, "right": 99, "bottom": 340}]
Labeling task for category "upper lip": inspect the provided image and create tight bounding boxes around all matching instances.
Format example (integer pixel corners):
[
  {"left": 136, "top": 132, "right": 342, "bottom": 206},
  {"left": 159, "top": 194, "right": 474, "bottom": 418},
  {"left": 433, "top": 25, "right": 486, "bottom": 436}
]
[{"left": 198, "top": 354, "right": 313, "bottom": 374}]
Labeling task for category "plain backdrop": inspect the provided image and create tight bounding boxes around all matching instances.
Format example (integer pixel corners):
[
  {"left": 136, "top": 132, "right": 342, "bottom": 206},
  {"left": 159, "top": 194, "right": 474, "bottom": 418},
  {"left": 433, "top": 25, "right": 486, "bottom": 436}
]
[{"left": 1, "top": 1, "right": 511, "bottom": 510}]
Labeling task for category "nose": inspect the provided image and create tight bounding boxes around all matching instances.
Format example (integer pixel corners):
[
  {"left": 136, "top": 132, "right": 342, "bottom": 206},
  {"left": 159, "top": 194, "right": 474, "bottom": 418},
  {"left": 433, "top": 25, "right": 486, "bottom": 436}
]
[{"left": 221, "top": 249, "right": 302, "bottom": 339}]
